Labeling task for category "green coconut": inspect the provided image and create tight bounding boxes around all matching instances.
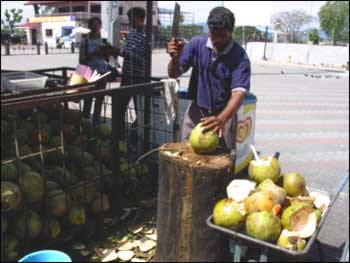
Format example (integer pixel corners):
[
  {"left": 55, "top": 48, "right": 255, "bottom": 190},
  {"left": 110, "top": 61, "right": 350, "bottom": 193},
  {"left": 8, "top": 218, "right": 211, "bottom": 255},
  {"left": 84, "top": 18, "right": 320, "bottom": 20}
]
[
  {"left": 213, "top": 198, "right": 246, "bottom": 230},
  {"left": 19, "top": 171, "right": 44, "bottom": 203},
  {"left": 45, "top": 149, "right": 65, "bottom": 165},
  {"left": 2, "top": 215, "right": 8, "bottom": 233},
  {"left": 70, "top": 182, "right": 97, "bottom": 204},
  {"left": 16, "top": 161, "right": 32, "bottom": 176},
  {"left": 246, "top": 211, "right": 282, "bottom": 242},
  {"left": 189, "top": 123, "right": 219, "bottom": 154},
  {"left": 1, "top": 181, "right": 22, "bottom": 211},
  {"left": 3, "top": 236, "right": 20, "bottom": 261},
  {"left": 49, "top": 167, "right": 78, "bottom": 187},
  {"left": 45, "top": 181, "right": 61, "bottom": 192},
  {"left": 314, "top": 209, "right": 322, "bottom": 224},
  {"left": 62, "top": 124, "right": 78, "bottom": 141},
  {"left": 248, "top": 156, "right": 281, "bottom": 184},
  {"left": 244, "top": 190, "right": 279, "bottom": 215},
  {"left": 19, "top": 144, "right": 32, "bottom": 157},
  {"left": 91, "top": 193, "right": 111, "bottom": 214},
  {"left": 14, "top": 129, "right": 31, "bottom": 146},
  {"left": 48, "top": 136, "right": 62, "bottom": 148},
  {"left": 277, "top": 229, "right": 306, "bottom": 251},
  {"left": 13, "top": 210, "right": 42, "bottom": 240},
  {"left": 71, "top": 134, "right": 89, "bottom": 148},
  {"left": 119, "top": 142, "right": 127, "bottom": 155},
  {"left": 48, "top": 189, "right": 71, "bottom": 217},
  {"left": 48, "top": 218, "right": 61, "bottom": 239},
  {"left": 24, "top": 157, "right": 42, "bottom": 173},
  {"left": 283, "top": 173, "right": 306, "bottom": 197},
  {"left": 95, "top": 123, "right": 111, "bottom": 140},
  {"left": 68, "top": 206, "right": 86, "bottom": 225},
  {"left": 257, "top": 179, "right": 287, "bottom": 205},
  {"left": 81, "top": 118, "right": 94, "bottom": 138},
  {"left": 89, "top": 140, "right": 112, "bottom": 163},
  {"left": 63, "top": 109, "right": 82, "bottom": 124},
  {"left": 1, "top": 163, "right": 17, "bottom": 182}
]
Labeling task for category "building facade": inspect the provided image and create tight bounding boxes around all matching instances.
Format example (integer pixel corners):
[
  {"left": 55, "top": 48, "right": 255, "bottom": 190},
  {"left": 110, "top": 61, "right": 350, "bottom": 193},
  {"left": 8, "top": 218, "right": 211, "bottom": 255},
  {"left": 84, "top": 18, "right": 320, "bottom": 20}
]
[{"left": 17, "top": 1, "right": 101, "bottom": 45}]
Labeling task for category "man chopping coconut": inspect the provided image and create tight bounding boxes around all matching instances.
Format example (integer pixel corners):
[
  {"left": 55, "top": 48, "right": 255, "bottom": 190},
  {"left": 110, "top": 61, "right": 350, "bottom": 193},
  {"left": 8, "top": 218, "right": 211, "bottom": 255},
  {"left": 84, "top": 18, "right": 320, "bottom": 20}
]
[{"left": 168, "top": 7, "right": 251, "bottom": 154}]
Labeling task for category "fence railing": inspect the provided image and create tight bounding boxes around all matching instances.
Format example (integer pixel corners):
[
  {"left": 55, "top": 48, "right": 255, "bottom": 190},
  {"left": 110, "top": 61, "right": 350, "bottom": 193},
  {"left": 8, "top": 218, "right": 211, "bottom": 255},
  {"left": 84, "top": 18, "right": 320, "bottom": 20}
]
[
  {"left": 1, "top": 41, "right": 169, "bottom": 56},
  {"left": 1, "top": 67, "right": 178, "bottom": 261},
  {"left": 1, "top": 42, "right": 76, "bottom": 56}
]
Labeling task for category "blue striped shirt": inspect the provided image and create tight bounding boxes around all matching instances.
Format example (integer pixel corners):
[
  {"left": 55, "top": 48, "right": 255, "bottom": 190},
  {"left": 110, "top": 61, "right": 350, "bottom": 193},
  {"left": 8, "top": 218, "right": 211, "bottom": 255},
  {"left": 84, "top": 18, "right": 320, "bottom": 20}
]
[{"left": 121, "top": 27, "right": 146, "bottom": 77}]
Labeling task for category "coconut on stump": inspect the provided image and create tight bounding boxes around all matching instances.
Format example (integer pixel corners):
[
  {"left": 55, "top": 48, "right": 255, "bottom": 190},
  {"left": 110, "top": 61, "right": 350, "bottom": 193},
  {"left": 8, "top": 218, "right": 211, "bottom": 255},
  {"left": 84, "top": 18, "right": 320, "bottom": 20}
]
[{"left": 154, "top": 142, "right": 235, "bottom": 262}]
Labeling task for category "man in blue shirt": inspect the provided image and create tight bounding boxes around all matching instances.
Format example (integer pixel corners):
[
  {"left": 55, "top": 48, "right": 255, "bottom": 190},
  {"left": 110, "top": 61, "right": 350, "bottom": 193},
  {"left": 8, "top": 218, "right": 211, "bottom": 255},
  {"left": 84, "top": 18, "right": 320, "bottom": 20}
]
[{"left": 168, "top": 6, "right": 251, "bottom": 154}]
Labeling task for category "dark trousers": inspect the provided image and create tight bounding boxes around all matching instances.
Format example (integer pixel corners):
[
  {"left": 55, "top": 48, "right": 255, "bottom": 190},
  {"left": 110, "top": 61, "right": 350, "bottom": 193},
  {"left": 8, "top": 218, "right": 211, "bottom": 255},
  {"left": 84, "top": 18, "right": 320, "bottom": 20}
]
[
  {"left": 182, "top": 101, "right": 237, "bottom": 155},
  {"left": 118, "top": 78, "right": 141, "bottom": 143},
  {"left": 82, "top": 79, "right": 107, "bottom": 125}
]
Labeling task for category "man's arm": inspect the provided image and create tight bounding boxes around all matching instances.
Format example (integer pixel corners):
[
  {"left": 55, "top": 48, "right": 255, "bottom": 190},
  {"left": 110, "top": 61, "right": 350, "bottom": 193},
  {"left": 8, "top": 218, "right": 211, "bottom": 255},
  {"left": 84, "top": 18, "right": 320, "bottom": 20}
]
[
  {"left": 167, "top": 39, "right": 186, "bottom": 78},
  {"left": 168, "top": 57, "right": 182, "bottom": 79},
  {"left": 201, "top": 91, "right": 246, "bottom": 136}
]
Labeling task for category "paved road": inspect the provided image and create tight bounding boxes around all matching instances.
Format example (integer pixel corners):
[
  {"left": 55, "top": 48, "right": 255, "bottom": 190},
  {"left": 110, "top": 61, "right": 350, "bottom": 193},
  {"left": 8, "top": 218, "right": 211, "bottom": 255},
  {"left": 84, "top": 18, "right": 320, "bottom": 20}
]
[{"left": 2, "top": 52, "right": 349, "bottom": 261}]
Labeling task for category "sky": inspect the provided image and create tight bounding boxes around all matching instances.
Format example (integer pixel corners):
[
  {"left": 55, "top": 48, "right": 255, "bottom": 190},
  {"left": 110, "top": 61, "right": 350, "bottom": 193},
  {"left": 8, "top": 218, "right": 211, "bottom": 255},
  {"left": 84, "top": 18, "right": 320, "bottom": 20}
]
[{"left": 1, "top": 1, "right": 326, "bottom": 27}]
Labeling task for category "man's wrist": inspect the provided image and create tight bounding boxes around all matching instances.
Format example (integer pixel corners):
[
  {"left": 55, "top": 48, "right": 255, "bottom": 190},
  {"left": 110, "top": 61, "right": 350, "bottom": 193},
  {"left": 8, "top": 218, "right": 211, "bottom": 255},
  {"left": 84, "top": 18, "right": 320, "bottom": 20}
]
[{"left": 168, "top": 58, "right": 181, "bottom": 78}]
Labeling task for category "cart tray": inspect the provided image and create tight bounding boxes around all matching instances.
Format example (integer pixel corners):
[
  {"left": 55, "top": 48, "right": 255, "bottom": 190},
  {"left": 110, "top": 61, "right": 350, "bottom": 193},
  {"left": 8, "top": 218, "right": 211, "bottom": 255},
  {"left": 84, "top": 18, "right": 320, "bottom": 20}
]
[{"left": 206, "top": 174, "right": 349, "bottom": 256}]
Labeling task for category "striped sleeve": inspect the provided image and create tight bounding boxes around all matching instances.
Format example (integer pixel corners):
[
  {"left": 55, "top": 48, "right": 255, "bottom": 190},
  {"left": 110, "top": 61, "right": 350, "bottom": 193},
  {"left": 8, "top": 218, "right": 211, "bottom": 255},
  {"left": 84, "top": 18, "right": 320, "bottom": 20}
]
[{"left": 121, "top": 29, "right": 146, "bottom": 67}]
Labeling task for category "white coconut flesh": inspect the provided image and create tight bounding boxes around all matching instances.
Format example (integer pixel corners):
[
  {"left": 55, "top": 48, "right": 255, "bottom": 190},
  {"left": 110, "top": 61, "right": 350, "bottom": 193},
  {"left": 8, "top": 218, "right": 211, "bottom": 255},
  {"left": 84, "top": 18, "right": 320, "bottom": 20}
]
[
  {"left": 226, "top": 179, "right": 256, "bottom": 202},
  {"left": 289, "top": 211, "right": 317, "bottom": 238},
  {"left": 250, "top": 157, "right": 273, "bottom": 167},
  {"left": 309, "top": 191, "right": 330, "bottom": 213}
]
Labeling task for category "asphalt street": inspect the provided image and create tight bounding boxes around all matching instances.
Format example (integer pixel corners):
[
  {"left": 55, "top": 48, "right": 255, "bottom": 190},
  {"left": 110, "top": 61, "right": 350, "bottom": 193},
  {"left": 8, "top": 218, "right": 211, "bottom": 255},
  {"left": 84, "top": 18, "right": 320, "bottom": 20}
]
[{"left": 2, "top": 51, "right": 349, "bottom": 261}]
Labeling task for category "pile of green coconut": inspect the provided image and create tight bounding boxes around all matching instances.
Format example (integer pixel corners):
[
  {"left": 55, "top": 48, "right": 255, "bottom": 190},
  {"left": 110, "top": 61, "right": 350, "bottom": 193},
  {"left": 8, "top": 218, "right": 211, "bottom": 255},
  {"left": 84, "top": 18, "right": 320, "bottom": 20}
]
[
  {"left": 212, "top": 154, "right": 331, "bottom": 251},
  {"left": 1, "top": 107, "right": 147, "bottom": 261}
]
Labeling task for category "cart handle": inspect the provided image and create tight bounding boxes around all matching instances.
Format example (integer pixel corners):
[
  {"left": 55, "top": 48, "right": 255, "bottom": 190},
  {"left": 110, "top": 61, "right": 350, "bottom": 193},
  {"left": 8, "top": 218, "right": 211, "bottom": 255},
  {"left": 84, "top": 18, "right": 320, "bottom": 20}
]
[{"left": 330, "top": 172, "right": 349, "bottom": 203}]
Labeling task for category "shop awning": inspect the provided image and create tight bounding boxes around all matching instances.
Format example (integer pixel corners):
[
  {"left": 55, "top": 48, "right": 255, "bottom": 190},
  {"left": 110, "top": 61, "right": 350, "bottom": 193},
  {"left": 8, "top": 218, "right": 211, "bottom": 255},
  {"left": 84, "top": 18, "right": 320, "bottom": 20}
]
[{"left": 16, "top": 22, "right": 41, "bottom": 28}]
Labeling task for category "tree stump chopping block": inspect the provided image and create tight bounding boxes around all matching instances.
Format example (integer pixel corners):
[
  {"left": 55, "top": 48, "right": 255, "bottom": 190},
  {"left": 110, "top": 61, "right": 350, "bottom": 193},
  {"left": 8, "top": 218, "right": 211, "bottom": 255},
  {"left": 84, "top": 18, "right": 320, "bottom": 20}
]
[{"left": 154, "top": 142, "right": 235, "bottom": 262}]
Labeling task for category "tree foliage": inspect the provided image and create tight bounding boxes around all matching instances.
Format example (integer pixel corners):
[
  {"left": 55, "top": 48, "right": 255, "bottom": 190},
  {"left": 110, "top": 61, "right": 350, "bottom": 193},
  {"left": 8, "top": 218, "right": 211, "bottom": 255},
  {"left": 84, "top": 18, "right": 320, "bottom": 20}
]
[
  {"left": 4, "top": 8, "right": 23, "bottom": 33},
  {"left": 308, "top": 28, "right": 320, "bottom": 44},
  {"left": 233, "top": 26, "right": 259, "bottom": 45},
  {"left": 271, "top": 10, "right": 313, "bottom": 43},
  {"left": 158, "top": 24, "right": 204, "bottom": 45},
  {"left": 319, "top": 1, "right": 349, "bottom": 45}
]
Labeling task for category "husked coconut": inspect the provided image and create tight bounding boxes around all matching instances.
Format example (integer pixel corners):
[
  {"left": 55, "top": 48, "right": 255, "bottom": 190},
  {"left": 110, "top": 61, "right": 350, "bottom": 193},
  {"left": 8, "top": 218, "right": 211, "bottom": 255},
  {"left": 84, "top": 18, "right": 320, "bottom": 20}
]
[
  {"left": 226, "top": 179, "right": 256, "bottom": 202},
  {"left": 189, "top": 123, "right": 219, "bottom": 154},
  {"left": 257, "top": 179, "right": 287, "bottom": 205},
  {"left": 248, "top": 156, "right": 281, "bottom": 184},
  {"left": 281, "top": 203, "right": 317, "bottom": 239}
]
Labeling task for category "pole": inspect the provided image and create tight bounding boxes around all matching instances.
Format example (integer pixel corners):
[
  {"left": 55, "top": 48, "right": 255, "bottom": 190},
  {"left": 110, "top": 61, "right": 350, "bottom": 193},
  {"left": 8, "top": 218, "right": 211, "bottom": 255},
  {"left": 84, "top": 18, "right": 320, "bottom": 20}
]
[
  {"left": 143, "top": 1, "right": 153, "bottom": 153},
  {"left": 101, "top": 2, "right": 109, "bottom": 40},
  {"left": 262, "top": 26, "right": 268, "bottom": 60}
]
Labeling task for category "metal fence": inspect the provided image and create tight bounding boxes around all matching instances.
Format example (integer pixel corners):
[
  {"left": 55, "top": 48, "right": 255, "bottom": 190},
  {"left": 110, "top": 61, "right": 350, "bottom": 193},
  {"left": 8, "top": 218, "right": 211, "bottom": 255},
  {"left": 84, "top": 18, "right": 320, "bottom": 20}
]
[
  {"left": 1, "top": 43, "right": 76, "bottom": 56},
  {"left": 1, "top": 67, "right": 178, "bottom": 261}
]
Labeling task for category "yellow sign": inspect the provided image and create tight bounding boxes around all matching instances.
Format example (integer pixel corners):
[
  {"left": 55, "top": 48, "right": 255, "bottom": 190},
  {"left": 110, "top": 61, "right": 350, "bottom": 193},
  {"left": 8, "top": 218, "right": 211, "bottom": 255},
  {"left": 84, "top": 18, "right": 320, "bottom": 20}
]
[{"left": 29, "top": 16, "right": 73, "bottom": 23}]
